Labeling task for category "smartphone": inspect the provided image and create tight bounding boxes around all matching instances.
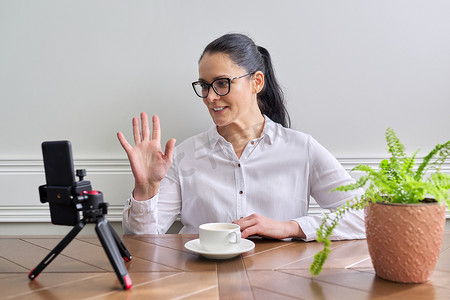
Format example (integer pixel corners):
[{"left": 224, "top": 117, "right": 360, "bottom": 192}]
[
  {"left": 42, "top": 141, "right": 76, "bottom": 186},
  {"left": 41, "top": 141, "right": 80, "bottom": 225}
]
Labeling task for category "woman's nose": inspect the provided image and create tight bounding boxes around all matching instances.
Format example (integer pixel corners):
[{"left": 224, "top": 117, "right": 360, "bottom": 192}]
[{"left": 205, "top": 89, "right": 220, "bottom": 103}]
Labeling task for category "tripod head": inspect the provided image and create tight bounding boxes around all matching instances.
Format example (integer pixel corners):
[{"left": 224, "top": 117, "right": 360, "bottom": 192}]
[
  {"left": 39, "top": 168, "right": 96, "bottom": 226},
  {"left": 75, "top": 190, "right": 109, "bottom": 223}
]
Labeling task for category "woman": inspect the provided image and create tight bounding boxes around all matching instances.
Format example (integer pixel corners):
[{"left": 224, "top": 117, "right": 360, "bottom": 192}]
[{"left": 117, "top": 33, "right": 365, "bottom": 241}]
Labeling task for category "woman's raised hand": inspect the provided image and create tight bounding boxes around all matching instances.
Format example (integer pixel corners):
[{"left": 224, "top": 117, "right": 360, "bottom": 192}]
[{"left": 117, "top": 112, "right": 176, "bottom": 201}]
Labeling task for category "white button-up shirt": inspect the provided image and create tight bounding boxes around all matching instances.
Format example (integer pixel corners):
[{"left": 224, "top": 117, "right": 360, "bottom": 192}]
[{"left": 123, "top": 116, "right": 365, "bottom": 241}]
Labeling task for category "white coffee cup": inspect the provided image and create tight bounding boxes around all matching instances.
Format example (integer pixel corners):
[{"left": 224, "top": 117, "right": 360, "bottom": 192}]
[{"left": 199, "top": 223, "right": 241, "bottom": 252}]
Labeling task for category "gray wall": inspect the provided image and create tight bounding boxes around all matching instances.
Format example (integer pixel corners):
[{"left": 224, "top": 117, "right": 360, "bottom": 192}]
[{"left": 1, "top": 1, "right": 449, "bottom": 235}]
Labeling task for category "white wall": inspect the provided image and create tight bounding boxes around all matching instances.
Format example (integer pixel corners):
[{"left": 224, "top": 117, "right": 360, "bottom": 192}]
[{"left": 1, "top": 1, "right": 449, "bottom": 234}]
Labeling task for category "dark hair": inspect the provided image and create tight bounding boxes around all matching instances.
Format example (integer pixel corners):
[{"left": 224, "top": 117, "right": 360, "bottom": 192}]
[{"left": 200, "top": 33, "right": 291, "bottom": 128}]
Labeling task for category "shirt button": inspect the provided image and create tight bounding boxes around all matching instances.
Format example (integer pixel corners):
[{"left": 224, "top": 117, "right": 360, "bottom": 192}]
[
  {"left": 239, "top": 191, "right": 243, "bottom": 195},
  {"left": 251, "top": 141, "right": 255, "bottom": 145},
  {"left": 237, "top": 163, "right": 241, "bottom": 167}
]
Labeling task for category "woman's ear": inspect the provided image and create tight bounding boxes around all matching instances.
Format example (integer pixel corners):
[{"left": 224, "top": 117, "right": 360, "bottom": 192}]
[{"left": 253, "top": 71, "right": 264, "bottom": 94}]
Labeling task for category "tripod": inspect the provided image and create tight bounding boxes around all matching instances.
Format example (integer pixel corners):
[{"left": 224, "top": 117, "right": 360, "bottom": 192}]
[{"left": 28, "top": 190, "right": 133, "bottom": 290}]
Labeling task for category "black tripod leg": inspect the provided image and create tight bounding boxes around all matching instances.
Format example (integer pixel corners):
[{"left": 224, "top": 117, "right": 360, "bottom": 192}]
[
  {"left": 28, "top": 220, "right": 85, "bottom": 280},
  {"left": 107, "top": 221, "right": 132, "bottom": 262},
  {"left": 96, "top": 217, "right": 132, "bottom": 290}
]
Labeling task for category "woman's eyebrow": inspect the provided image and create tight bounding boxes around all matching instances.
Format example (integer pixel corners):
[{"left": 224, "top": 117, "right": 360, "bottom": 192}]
[{"left": 198, "top": 75, "right": 230, "bottom": 82}]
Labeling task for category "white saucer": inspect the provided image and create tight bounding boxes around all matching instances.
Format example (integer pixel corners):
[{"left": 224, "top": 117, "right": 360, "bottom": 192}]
[{"left": 184, "top": 238, "right": 255, "bottom": 259}]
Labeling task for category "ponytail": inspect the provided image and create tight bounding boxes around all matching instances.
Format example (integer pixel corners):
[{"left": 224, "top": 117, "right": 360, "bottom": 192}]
[
  {"left": 256, "top": 46, "right": 291, "bottom": 128},
  {"left": 200, "top": 33, "right": 291, "bottom": 128}
]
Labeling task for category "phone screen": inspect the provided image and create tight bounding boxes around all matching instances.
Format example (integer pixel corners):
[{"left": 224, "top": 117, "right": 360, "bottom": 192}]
[
  {"left": 42, "top": 141, "right": 75, "bottom": 186},
  {"left": 41, "top": 140, "right": 79, "bottom": 225}
]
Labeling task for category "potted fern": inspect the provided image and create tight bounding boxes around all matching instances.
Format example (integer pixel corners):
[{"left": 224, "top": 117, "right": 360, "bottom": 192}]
[{"left": 310, "top": 128, "right": 450, "bottom": 283}]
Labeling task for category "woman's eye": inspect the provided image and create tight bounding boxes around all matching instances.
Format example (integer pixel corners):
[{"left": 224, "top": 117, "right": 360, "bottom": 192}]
[{"left": 215, "top": 80, "right": 228, "bottom": 88}]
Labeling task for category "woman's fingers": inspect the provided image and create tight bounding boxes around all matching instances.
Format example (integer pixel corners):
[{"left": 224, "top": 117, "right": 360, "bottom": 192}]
[
  {"left": 152, "top": 115, "right": 161, "bottom": 142},
  {"left": 117, "top": 131, "right": 132, "bottom": 152},
  {"left": 117, "top": 131, "right": 131, "bottom": 151},
  {"left": 164, "top": 138, "right": 176, "bottom": 160},
  {"left": 132, "top": 116, "right": 141, "bottom": 144},
  {"left": 132, "top": 113, "right": 160, "bottom": 144},
  {"left": 241, "top": 227, "right": 260, "bottom": 239},
  {"left": 233, "top": 215, "right": 258, "bottom": 237},
  {"left": 140, "top": 112, "right": 150, "bottom": 141},
  {"left": 234, "top": 215, "right": 257, "bottom": 229},
  {"left": 132, "top": 112, "right": 153, "bottom": 144}
]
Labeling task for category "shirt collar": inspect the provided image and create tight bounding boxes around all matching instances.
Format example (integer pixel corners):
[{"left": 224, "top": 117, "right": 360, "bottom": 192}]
[
  {"left": 207, "top": 115, "right": 276, "bottom": 149},
  {"left": 261, "top": 115, "right": 276, "bottom": 145},
  {"left": 207, "top": 125, "right": 221, "bottom": 149}
]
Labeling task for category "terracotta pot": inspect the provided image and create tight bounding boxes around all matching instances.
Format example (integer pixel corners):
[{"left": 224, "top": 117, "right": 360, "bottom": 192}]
[{"left": 365, "top": 201, "right": 446, "bottom": 283}]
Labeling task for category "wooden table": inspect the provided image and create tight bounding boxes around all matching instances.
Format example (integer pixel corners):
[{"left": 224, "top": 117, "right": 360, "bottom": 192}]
[{"left": 1, "top": 232, "right": 449, "bottom": 299}]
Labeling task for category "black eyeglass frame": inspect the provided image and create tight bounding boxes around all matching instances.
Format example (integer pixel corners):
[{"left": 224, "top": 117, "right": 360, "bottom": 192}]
[{"left": 191, "top": 72, "right": 255, "bottom": 98}]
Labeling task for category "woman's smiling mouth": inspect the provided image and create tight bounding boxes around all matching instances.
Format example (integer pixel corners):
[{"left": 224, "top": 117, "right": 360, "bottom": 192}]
[{"left": 212, "top": 106, "right": 227, "bottom": 112}]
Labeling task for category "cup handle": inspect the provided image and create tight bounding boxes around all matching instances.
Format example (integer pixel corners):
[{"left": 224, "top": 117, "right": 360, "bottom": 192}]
[{"left": 229, "top": 231, "right": 241, "bottom": 244}]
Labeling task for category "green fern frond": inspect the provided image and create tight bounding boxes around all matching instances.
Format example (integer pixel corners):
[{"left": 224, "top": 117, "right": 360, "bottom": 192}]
[
  {"left": 428, "top": 173, "right": 450, "bottom": 207},
  {"left": 401, "top": 150, "right": 418, "bottom": 177},
  {"left": 415, "top": 141, "right": 450, "bottom": 180},
  {"left": 310, "top": 247, "right": 330, "bottom": 276},
  {"left": 310, "top": 199, "right": 366, "bottom": 277},
  {"left": 433, "top": 142, "right": 450, "bottom": 170},
  {"left": 430, "top": 172, "right": 450, "bottom": 189},
  {"left": 386, "top": 128, "right": 406, "bottom": 171},
  {"left": 354, "top": 164, "right": 397, "bottom": 194},
  {"left": 332, "top": 174, "right": 369, "bottom": 192},
  {"left": 392, "top": 175, "right": 427, "bottom": 203}
]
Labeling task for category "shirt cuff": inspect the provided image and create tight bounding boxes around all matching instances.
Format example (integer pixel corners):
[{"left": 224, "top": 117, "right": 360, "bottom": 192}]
[
  {"left": 292, "top": 217, "right": 318, "bottom": 242},
  {"left": 127, "top": 192, "right": 159, "bottom": 213}
]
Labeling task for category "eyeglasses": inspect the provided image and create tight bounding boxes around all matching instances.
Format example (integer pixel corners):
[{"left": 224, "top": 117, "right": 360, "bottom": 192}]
[{"left": 192, "top": 72, "right": 255, "bottom": 98}]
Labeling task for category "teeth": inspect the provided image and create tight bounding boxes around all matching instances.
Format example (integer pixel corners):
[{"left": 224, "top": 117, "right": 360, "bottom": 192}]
[{"left": 213, "top": 107, "right": 225, "bottom": 112}]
